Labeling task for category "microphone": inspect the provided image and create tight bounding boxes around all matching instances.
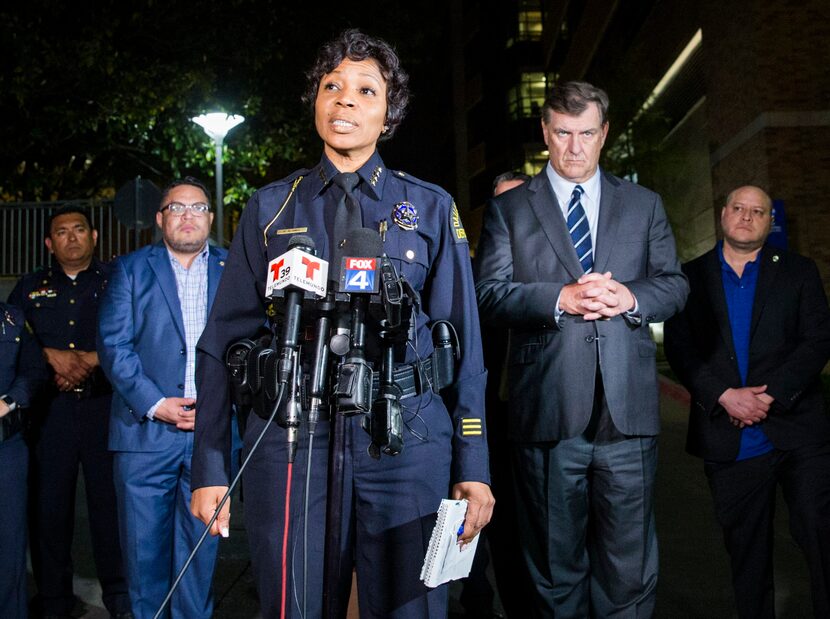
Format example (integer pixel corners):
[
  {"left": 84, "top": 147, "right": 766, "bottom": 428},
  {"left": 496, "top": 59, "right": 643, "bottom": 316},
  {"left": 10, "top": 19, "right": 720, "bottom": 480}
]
[
  {"left": 307, "top": 291, "right": 335, "bottom": 433},
  {"left": 266, "top": 235, "right": 329, "bottom": 303},
  {"left": 332, "top": 229, "right": 383, "bottom": 414},
  {"left": 266, "top": 235, "right": 328, "bottom": 462}
]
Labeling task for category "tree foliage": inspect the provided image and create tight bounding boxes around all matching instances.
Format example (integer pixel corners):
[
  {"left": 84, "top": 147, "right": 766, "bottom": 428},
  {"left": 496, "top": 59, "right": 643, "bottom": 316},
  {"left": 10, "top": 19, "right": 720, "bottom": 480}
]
[{"left": 0, "top": 0, "right": 449, "bottom": 221}]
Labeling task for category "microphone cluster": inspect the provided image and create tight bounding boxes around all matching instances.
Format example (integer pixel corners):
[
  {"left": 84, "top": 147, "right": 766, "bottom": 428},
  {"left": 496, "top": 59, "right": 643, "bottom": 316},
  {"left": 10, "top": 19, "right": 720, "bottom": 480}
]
[{"left": 232, "top": 230, "right": 420, "bottom": 462}]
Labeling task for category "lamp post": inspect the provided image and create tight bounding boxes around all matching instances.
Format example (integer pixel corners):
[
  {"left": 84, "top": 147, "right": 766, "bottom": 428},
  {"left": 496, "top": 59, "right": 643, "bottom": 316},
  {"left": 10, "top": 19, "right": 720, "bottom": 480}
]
[{"left": 192, "top": 113, "right": 245, "bottom": 247}]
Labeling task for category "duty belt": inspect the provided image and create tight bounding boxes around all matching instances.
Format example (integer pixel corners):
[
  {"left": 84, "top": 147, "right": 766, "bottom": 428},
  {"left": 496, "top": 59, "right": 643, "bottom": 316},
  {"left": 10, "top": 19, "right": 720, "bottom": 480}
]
[
  {"left": 0, "top": 409, "right": 24, "bottom": 442},
  {"left": 370, "top": 357, "right": 444, "bottom": 401}
]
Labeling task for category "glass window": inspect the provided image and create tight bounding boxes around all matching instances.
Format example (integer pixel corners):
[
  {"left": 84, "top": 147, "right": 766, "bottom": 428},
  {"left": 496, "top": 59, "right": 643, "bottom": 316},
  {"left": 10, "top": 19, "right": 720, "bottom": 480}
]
[
  {"left": 517, "top": 0, "right": 543, "bottom": 41},
  {"left": 507, "top": 72, "right": 554, "bottom": 120},
  {"left": 522, "top": 148, "right": 549, "bottom": 176}
]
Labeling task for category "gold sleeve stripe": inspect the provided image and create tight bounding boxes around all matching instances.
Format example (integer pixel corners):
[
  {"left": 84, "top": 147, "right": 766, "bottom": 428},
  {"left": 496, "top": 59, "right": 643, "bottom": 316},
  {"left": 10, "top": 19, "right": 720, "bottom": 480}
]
[{"left": 461, "top": 418, "right": 483, "bottom": 436}]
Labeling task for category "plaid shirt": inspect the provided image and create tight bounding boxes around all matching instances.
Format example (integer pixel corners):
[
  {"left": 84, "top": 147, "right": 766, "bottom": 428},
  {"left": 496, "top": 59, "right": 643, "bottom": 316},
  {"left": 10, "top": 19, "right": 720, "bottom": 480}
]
[{"left": 169, "top": 246, "right": 209, "bottom": 400}]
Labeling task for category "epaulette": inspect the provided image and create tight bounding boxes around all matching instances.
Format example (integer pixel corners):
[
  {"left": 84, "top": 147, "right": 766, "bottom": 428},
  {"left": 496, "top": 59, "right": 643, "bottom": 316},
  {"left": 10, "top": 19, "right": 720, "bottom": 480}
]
[
  {"left": 389, "top": 169, "right": 450, "bottom": 200},
  {"left": 258, "top": 168, "right": 311, "bottom": 192},
  {"left": 261, "top": 171, "right": 308, "bottom": 246},
  {"left": 17, "top": 265, "right": 50, "bottom": 287}
]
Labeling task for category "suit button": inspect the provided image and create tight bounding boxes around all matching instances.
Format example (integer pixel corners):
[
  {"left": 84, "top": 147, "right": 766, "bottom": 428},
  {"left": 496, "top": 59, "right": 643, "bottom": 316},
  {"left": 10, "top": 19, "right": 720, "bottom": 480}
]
[
  {"left": 180, "top": 348, "right": 185, "bottom": 355},
  {"left": 646, "top": 315, "right": 655, "bottom": 322},
  {"left": 177, "top": 384, "right": 184, "bottom": 390},
  {"left": 585, "top": 335, "right": 595, "bottom": 343}
]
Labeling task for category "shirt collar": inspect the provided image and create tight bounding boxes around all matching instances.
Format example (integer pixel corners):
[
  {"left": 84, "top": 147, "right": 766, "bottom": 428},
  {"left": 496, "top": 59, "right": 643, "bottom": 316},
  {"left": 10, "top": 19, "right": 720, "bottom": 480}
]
[
  {"left": 166, "top": 244, "right": 209, "bottom": 268},
  {"left": 312, "top": 150, "right": 387, "bottom": 201},
  {"left": 545, "top": 162, "right": 601, "bottom": 205},
  {"left": 717, "top": 240, "right": 762, "bottom": 273},
  {"left": 49, "top": 256, "right": 102, "bottom": 279}
]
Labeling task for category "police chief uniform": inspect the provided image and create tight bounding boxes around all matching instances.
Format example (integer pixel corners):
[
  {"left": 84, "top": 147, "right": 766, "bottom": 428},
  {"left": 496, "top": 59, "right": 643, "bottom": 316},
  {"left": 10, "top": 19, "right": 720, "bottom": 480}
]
[
  {"left": 193, "top": 151, "right": 489, "bottom": 618},
  {"left": 8, "top": 259, "right": 130, "bottom": 617},
  {"left": 1, "top": 302, "right": 48, "bottom": 619}
]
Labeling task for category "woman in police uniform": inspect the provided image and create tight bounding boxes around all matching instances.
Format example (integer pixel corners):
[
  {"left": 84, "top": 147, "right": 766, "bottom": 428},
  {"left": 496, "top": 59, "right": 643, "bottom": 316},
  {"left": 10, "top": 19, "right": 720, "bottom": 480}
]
[{"left": 191, "top": 29, "right": 493, "bottom": 618}]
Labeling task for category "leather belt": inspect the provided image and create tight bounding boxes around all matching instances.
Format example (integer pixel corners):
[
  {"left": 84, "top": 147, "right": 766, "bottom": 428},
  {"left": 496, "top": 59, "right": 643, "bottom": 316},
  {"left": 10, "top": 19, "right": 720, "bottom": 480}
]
[{"left": 0, "top": 409, "right": 24, "bottom": 442}]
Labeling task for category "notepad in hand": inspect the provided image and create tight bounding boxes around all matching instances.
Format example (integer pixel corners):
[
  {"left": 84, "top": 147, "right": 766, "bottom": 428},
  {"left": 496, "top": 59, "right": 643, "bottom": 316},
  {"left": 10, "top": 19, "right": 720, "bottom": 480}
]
[{"left": 420, "top": 498, "right": 480, "bottom": 588}]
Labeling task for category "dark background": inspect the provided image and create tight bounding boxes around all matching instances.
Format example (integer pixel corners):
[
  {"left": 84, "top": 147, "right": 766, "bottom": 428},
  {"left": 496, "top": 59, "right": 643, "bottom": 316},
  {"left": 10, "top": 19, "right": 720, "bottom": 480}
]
[{"left": 0, "top": 1, "right": 457, "bottom": 206}]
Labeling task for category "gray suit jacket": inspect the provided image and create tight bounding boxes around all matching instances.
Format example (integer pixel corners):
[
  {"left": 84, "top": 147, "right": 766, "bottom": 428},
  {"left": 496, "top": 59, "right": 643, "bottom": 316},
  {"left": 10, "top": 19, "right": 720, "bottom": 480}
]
[{"left": 474, "top": 168, "right": 688, "bottom": 442}]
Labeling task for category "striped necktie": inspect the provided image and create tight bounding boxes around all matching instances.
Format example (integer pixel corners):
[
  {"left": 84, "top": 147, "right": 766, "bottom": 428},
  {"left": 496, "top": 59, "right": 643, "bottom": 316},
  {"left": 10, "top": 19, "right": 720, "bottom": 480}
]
[{"left": 567, "top": 184, "right": 593, "bottom": 273}]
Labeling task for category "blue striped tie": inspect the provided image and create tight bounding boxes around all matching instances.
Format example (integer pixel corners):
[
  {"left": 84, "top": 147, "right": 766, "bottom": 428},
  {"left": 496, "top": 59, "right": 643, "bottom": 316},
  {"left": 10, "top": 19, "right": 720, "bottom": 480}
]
[{"left": 567, "top": 185, "right": 593, "bottom": 273}]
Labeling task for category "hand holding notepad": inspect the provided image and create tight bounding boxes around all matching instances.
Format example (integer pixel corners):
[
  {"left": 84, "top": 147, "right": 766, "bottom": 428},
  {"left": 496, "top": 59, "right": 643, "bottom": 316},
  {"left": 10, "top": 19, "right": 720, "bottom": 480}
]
[{"left": 420, "top": 499, "right": 481, "bottom": 588}]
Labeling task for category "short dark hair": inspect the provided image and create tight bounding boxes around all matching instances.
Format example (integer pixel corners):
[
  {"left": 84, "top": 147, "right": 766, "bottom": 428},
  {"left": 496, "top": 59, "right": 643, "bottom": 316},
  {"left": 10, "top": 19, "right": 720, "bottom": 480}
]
[
  {"left": 46, "top": 205, "right": 94, "bottom": 238},
  {"left": 542, "top": 81, "right": 609, "bottom": 125},
  {"left": 303, "top": 28, "right": 410, "bottom": 141},
  {"left": 160, "top": 176, "right": 212, "bottom": 210},
  {"left": 492, "top": 171, "right": 532, "bottom": 193}
]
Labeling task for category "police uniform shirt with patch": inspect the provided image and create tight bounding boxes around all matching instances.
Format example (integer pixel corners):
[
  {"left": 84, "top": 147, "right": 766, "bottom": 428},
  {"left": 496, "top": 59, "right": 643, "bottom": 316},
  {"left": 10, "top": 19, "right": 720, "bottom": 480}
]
[
  {"left": 194, "top": 150, "right": 489, "bottom": 488},
  {"left": 9, "top": 258, "right": 111, "bottom": 388}
]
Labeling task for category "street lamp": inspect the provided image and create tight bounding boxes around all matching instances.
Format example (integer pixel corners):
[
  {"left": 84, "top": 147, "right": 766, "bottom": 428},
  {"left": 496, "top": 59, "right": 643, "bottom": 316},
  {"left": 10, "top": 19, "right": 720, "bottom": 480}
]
[{"left": 192, "top": 112, "right": 245, "bottom": 247}]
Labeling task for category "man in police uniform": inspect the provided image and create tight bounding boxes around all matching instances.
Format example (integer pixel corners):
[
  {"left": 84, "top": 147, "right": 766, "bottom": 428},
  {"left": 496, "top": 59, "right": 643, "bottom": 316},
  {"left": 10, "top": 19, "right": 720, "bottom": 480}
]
[
  {"left": 8, "top": 206, "right": 131, "bottom": 618},
  {"left": 1, "top": 301, "right": 48, "bottom": 619}
]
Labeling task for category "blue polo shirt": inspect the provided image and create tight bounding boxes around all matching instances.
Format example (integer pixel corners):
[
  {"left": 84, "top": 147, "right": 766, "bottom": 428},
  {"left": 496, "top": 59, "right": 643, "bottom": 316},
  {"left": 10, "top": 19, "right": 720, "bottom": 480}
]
[{"left": 718, "top": 242, "right": 774, "bottom": 461}]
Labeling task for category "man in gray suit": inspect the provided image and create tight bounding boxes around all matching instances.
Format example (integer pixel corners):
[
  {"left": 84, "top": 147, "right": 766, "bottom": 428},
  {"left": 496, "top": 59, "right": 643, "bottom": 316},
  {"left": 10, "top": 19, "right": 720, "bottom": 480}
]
[{"left": 475, "top": 81, "right": 688, "bottom": 617}]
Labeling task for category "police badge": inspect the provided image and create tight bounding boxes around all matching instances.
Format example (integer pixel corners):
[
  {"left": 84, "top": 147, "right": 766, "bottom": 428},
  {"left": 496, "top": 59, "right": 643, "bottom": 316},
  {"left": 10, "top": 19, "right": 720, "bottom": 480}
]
[{"left": 392, "top": 202, "right": 418, "bottom": 231}]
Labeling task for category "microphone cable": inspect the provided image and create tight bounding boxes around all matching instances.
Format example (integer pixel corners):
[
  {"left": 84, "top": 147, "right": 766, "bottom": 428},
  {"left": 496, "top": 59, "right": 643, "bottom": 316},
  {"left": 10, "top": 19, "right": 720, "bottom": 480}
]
[
  {"left": 281, "top": 458, "right": 294, "bottom": 619},
  {"left": 153, "top": 382, "right": 286, "bottom": 619}
]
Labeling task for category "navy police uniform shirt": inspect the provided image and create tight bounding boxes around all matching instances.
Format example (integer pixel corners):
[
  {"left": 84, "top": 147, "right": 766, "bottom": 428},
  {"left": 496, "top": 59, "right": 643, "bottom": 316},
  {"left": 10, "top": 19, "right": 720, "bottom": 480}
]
[
  {"left": 194, "top": 151, "right": 489, "bottom": 488},
  {"left": 0, "top": 302, "right": 47, "bottom": 408},
  {"left": 9, "top": 258, "right": 111, "bottom": 390}
]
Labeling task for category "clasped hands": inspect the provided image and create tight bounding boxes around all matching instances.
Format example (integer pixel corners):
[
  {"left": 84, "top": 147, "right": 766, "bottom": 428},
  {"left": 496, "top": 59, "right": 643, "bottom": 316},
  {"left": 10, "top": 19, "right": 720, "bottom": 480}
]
[
  {"left": 44, "top": 347, "right": 98, "bottom": 391},
  {"left": 559, "top": 271, "right": 635, "bottom": 320},
  {"left": 718, "top": 386, "right": 773, "bottom": 428},
  {"left": 153, "top": 397, "right": 197, "bottom": 431}
]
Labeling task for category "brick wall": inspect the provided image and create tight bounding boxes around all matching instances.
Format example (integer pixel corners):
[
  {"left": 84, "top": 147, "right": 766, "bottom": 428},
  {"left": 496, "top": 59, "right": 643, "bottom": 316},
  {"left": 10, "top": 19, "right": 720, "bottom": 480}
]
[{"left": 701, "top": 0, "right": 830, "bottom": 287}]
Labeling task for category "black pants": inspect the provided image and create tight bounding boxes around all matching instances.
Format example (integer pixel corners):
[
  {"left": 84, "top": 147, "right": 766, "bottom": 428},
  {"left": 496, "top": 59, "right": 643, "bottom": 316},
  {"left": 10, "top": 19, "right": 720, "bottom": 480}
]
[
  {"left": 705, "top": 442, "right": 830, "bottom": 618},
  {"left": 29, "top": 392, "right": 129, "bottom": 616}
]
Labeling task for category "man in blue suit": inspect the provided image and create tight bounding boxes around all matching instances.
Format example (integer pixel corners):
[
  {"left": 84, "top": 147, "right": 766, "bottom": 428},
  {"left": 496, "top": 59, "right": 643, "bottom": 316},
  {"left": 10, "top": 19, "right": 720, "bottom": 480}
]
[{"left": 98, "top": 177, "right": 227, "bottom": 619}]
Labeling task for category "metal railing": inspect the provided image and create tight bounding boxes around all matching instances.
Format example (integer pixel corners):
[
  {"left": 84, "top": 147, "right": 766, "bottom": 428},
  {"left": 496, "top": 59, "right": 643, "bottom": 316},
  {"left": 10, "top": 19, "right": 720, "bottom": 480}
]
[{"left": 1, "top": 200, "right": 156, "bottom": 277}]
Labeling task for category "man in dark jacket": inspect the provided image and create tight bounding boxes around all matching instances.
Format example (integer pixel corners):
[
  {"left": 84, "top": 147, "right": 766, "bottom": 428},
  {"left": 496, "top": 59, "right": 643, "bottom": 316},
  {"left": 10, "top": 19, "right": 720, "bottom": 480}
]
[{"left": 665, "top": 185, "right": 830, "bottom": 618}]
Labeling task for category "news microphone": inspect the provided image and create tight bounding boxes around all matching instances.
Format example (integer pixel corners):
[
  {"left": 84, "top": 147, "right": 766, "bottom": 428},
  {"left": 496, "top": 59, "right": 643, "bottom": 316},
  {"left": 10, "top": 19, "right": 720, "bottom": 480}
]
[
  {"left": 266, "top": 235, "right": 328, "bottom": 462},
  {"left": 333, "top": 229, "right": 383, "bottom": 414},
  {"left": 307, "top": 291, "right": 335, "bottom": 432}
]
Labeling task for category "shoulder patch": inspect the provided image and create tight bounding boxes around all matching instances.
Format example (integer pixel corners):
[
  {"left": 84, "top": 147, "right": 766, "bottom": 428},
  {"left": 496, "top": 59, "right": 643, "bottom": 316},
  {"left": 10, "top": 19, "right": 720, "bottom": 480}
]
[{"left": 450, "top": 201, "right": 468, "bottom": 244}]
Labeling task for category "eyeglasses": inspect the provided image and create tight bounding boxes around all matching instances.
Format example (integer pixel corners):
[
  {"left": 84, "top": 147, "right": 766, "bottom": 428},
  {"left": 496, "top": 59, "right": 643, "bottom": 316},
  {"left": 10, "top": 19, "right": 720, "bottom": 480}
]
[{"left": 160, "top": 202, "right": 211, "bottom": 216}]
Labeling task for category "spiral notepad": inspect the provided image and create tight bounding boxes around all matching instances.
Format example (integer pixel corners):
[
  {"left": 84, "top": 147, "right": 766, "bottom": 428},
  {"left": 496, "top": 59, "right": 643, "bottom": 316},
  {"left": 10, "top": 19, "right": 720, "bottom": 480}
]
[{"left": 420, "top": 498, "right": 480, "bottom": 588}]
